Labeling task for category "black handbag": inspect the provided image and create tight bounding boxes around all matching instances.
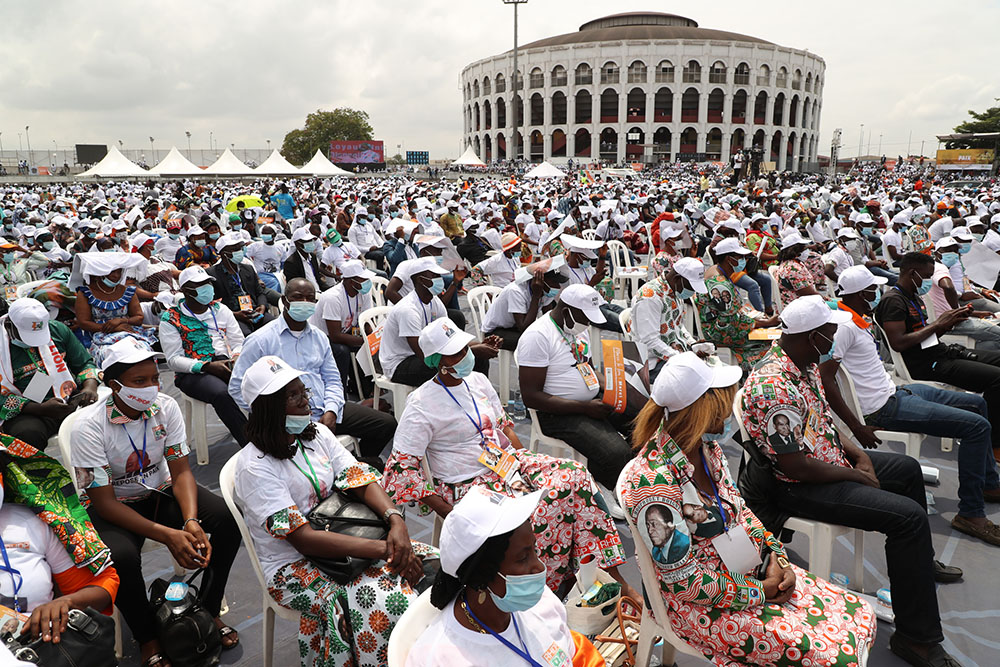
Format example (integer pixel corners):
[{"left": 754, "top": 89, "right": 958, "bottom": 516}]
[
  {"left": 148, "top": 569, "right": 221, "bottom": 667},
  {"left": 5, "top": 607, "right": 117, "bottom": 666},
  {"left": 306, "top": 489, "right": 389, "bottom": 585}
]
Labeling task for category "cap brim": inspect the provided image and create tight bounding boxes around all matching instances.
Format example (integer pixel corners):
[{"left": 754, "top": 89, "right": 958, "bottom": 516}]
[
  {"left": 826, "top": 309, "right": 853, "bottom": 326},
  {"left": 420, "top": 264, "right": 450, "bottom": 276},
  {"left": 439, "top": 329, "right": 475, "bottom": 357},
  {"left": 731, "top": 247, "right": 752, "bottom": 255},
  {"left": 708, "top": 363, "right": 743, "bottom": 388},
  {"left": 579, "top": 304, "right": 606, "bottom": 324},
  {"left": 100, "top": 348, "right": 164, "bottom": 371},
  {"left": 688, "top": 277, "right": 708, "bottom": 294},
  {"left": 479, "top": 488, "right": 543, "bottom": 544},
  {"left": 252, "top": 367, "right": 305, "bottom": 403},
  {"left": 17, "top": 323, "right": 51, "bottom": 347}
]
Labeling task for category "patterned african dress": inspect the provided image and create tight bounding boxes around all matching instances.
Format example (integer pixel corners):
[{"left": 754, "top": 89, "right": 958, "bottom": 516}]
[
  {"left": 775, "top": 259, "right": 816, "bottom": 309},
  {"left": 694, "top": 270, "right": 769, "bottom": 372},
  {"left": 75, "top": 285, "right": 158, "bottom": 365},
  {"left": 904, "top": 224, "right": 933, "bottom": 256},
  {"left": 803, "top": 250, "right": 829, "bottom": 293},
  {"left": 651, "top": 250, "right": 682, "bottom": 279},
  {"left": 382, "top": 372, "right": 627, "bottom": 593},
  {"left": 745, "top": 231, "right": 778, "bottom": 270},
  {"left": 620, "top": 426, "right": 876, "bottom": 666}
]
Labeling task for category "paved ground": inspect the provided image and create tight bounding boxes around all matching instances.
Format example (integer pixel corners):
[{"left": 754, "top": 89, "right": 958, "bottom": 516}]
[{"left": 54, "top": 356, "right": 999, "bottom": 666}]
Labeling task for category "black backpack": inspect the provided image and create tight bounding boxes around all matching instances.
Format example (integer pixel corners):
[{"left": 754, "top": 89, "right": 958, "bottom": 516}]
[{"left": 148, "top": 569, "right": 221, "bottom": 667}]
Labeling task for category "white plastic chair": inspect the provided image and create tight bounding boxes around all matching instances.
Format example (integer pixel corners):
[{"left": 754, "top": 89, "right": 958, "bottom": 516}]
[
  {"left": 618, "top": 307, "right": 633, "bottom": 342},
  {"left": 15, "top": 279, "right": 50, "bottom": 299},
  {"left": 767, "top": 264, "right": 783, "bottom": 315},
  {"left": 732, "top": 389, "right": 866, "bottom": 586},
  {"left": 607, "top": 240, "right": 644, "bottom": 301},
  {"left": 386, "top": 589, "right": 440, "bottom": 667},
  {"left": 220, "top": 454, "right": 301, "bottom": 667},
  {"left": 178, "top": 393, "right": 211, "bottom": 465},
  {"left": 358, "top": 306, "right": 414, "bottom": 418},
  {"left": 834, "top": 367, "right": 927, "bottom": 460},
  {"left": 614, "top": 468, "right": 709, "bottom": 666},
  {"left": 581, "top": 229, "right": 598, "bottom": 241},
  {"left": 468, "top": 285, "right": 513, "bottom": 404},
  {"left": 371, "top": 275, "right": 390, "bottom": 308}
]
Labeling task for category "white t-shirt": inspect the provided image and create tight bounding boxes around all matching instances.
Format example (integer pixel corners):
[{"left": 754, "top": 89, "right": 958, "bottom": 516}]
[
  {"left": 379, "top": 291, "right": 448, "bottom": 379},
  {"left": 516, "top": 315, "right": 597, "bottom": 402},
  {"left": 71, "top": 395, "right": 188, "bottom": 502},
  {"left": 0, "top": 505, "right": 76, "bottom": 611},
  {"left": 881, "top": 228, "right": 902, "bottom": 264},
  {"left": 154, "top": 236, "right": 183, "bottom": 262},
  {"left": 825, "top": 245, "right": 854, "bottom": 278},
  {"left": 321, "top": 242, "right": 363, "bottom": 272},
  {"left": 564, "top": 262, "right": 595, "bottom": 287},
  {"left": 832, "top": 317, "right": 895, "bottom": 415},
  {"left": 406, "top": 588, "right": 576, "bottom": 667},
  {"left": 393, "top": 372, "right": 511, "bottom": 483},
  {"left": 928, "top": 217, "right": 953, "bottom": 242},
  {"left": 482, "top": 282, "right": 550, "bottom": 332},
  {"left": 475, "top": 252, "right": 519, "bottom": 288},
  {"left": 234, "top": 425, "right": 361, "bottom": 581},
  {"left": 245, "top": 240, "right": 289, "bottom": 275},
  {"left": 348, "top": 221, "right": 382, "bottom": 251},
  {"left": 311, "top": 283, "right": 373, "bottom": 334}
]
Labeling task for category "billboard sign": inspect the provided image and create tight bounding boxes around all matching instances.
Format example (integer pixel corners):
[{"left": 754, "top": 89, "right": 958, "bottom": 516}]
[
  {"left": 406, "top": 151, "right": 429, "bottom": 165},
  {"left": 329, "top": 140, "right": 384, "bottom": 164},
  {"left": 936, "top": 148, "right": 995, "bottom": 171}
]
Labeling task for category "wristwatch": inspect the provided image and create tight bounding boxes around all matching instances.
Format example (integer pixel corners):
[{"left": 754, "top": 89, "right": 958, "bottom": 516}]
[{"left": 383, "top": 507, "right": 404, "bottom": 522}]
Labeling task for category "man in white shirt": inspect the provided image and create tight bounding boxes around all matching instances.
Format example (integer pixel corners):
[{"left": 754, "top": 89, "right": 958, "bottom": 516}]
[
  {"left": 244, "top": 222, "right": 288, "bottom": 292},
  {"left": 481, "top": 260, "right": 566, "bottom": 350},
  {"left": 824, "top": 227, "right": 858, "bottom": 279},
  {"left": 819, "top": 265, "right": 1000, "bottom": 534},
  {"left": 881, "top": 214, "right": 907, "bottom": 266},
  {"left": 518, "top": 284, "right": 637, "bottom": 491},
  {"left": 159, "top": 266, "right": 248, "bottom": 446},
  {"left": 311, "top": 260, "right": 375, "bottom": 396},
  {"left": 153, "top": 219, "right": 184, "bottom": 262},
  {"left": 347, "top": 207, "right": 386, "bottom": 271},
  {"left": 472, "top": 231, "right": 521, "bottom": 287}
]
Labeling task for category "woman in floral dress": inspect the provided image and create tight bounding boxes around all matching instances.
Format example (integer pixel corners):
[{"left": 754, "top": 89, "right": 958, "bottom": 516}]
[
  {"left": 620, "top": 352, "right": 876, "bottom": 666},
  {"left": 774, "top": 234, "right": 822, "bottom": 309},
  {"left": 234, "top": 356, "right": 436, "bottom": 667},
  {"left": 74, "top": 264, "right": 157, "bottom": 366},
  {"left": 382, "top": 317, "right": 635, "bottom": 599}
]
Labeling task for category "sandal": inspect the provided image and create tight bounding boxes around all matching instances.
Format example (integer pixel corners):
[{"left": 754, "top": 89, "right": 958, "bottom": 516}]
[
  {"left": 219, "top": 625, "right": 240, "bottom": 650},
  {"left": 143, "top": 653, "right": 170, "bottom": 667}
]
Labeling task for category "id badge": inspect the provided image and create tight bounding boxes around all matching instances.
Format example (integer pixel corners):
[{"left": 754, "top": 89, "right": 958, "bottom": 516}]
[
  {"left": 801, "top": 409, "right": 820, "bottom": 452},
  {"left": 3, "top": 286, "right": 17, "bottom": 302},
  {"left": 712, "top": 524, "right": 761, "bottom": 575},
  {"left": 477, "top": 442, "right": 519, "bottom": 479},
  {"left": 350, "top": 325, "right": 360, "bottom": 338},
  {"left": 576, "top": 362, "right": 600, "bottom": 391},
  {"left": 237, "top": 295, "right": 253, "bottom": 312}
]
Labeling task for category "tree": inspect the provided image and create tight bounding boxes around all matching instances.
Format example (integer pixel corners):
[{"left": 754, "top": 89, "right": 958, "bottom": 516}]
[
  {"left": 280, "top": 108, "right": 374, "bottom": 164},
  {"left": 948, "top": 99, "right": 1000, "bottom": 148},
  {"left": 386, "top": 153, "right": 406, "bottom": 166}
]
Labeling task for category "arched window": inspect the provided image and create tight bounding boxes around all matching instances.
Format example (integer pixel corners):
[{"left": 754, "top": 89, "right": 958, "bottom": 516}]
[
  {"left": 529, "top": 67, "right": 544, "bottom": 89},
  {"left": 627, "top": 88, "right": 646, "bottom": 121},
  {"left": 654, "top": 88, "right": 673, "bottom": 122},
  {"left": 551, "top": 65, "right": 567, "bottom": 87},
  {"left": 599, "top": 128, "right": 618, "bottom": 159},
  {"left": 496, "top": 98, "right": 507, "bottom": 127},
  {"left": 600, "top": 89, "right": 619, "bottom": 123},
  {"left": 707, "top": 88, "right": 725, "bottom": 123},
  {"left": 776, "top": 67, "right": 788, "bottom": 88},
  {"left": 482, "top": 76, "right": 491, "bottom": 95},
  {"left": 551, "top": 91, "right": 567, "bottom": 125},
  {"left": 552, "top": 129, "right": 567, "bottom": 158},
  {"left": 600, "top": 61, "right": 619, "bottom": 85},
  {"left": 709, "top": 61, "right": 727, "bottom": 84},
  {"left": 753, "top": 91, "right": 768, "bottom": 124},
  {"left": 574, "top": 128, "right": 591, "bottom": 157},
  {"left": 804, "top": 72, "right": 812, "bottom": 93},
  {"left": 473, "top": 80, "right": 480, "bottom": 97},
  {"left": 683, "top": 60, "right": 701, "bottom": 83},
  {"left": 495, "top": 73, "right": 506, "bottom": 93},
  {"left": 773, "top": 92, "right": 785, "bottom": 125},
  {"left": 757, "top": 64, "right": 770, "bottom": 86},
  {"left": 627, "top": 60, "right": 647, "bottom": 83},
  {"left": 734, "top": 62, "right": 750, "bottom": 86},
  {"left": 792, "top": 69, "right": 802, "bottom": 90},
  {"left": 732, "top": 89, "right": 748, "bottom": 123},
  {"left": 575, "top": 63, "right": 592, "bottom": 85},
  {"left": 529, "top": 93, "right": 544, "bottom": 125},
  {"left": 655, "top": 60, "right": 674, "bottom": 83},
  {"left": 484, "top": 100, "right": 492, "bottom": 130},
  {"left": 474, "top": 102, "right": 480, "bottom": 131},
  {"left": 681, "top": 88, "right": 699, "bottom": 122},
  {"left": 575, "top": 90, "right": 592, "bottom": 123}
]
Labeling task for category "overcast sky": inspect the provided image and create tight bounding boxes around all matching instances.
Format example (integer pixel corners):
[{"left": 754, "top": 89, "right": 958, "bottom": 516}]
[{"left": 2, "top": 0, "right": 997, "bottom": 162}]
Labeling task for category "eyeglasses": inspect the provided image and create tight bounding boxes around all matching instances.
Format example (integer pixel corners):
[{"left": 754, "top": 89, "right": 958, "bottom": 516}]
[{"left": 286, "top": 386, "right": 312, "bottom": 404}]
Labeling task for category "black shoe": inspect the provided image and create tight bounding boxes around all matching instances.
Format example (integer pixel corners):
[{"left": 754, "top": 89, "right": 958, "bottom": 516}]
[
  {"left": 933, "top": 560, "right": 963, "bottom": 583},
  {"left": 889, "top": 634, "right": 962, "bottom": 667}
]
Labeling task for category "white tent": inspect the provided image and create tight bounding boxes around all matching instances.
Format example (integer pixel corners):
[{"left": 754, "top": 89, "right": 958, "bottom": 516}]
[
  {"left": 253, "top": 149, "right": 301, "bottom": 176},
  {"left": 451, "top": 146, "right": 486, "bottom": 167},
  {"left": 202, "top": 148, "right": 255, "bottom": 176},
  {"left": 301, "top": 149, "right": 353, "bottom": 176},
  {"left": 523, "top": 161, "right": 565, "bottom": 178},
  {"left": 78, "top": 146, "right": 149, "bottom": 178},
  {"left": 148, "top": 147, "right": 204, "bottom": 176}
]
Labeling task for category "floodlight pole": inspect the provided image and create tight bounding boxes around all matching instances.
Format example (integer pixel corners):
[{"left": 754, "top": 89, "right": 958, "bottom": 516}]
[{"left": 504, "top": 0, "right": 527, "bottom": 163}]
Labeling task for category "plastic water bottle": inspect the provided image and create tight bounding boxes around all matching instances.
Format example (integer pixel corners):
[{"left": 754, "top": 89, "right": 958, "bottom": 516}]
[
  {"left": 829, "top": 572, "right": 850, "bottom": 588},
  {"left": 508, "top": 392, "right": 527, "bottom": 421}
]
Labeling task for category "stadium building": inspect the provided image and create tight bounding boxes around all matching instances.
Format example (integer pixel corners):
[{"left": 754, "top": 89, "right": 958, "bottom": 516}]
[{"left": 461, "top": 11, "right": 825, "bottom": 170}]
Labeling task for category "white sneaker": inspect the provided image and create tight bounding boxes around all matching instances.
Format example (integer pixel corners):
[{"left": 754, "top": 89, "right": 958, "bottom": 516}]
[{"left": 597, "top": 483, "right": 626, "bottom": 521}]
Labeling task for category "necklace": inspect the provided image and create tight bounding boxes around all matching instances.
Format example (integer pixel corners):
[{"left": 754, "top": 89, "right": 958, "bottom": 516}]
[{"left": 461, "top": 594, "right": 488, "bottom": 634}]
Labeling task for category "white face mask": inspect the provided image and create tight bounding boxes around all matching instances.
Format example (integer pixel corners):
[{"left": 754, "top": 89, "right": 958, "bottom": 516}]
[
  {"left": 114, "top": 381, "right": 159, "bottom": 412},
  {"left": 563, "top": 309, "right": 588, "bottom": 337}
]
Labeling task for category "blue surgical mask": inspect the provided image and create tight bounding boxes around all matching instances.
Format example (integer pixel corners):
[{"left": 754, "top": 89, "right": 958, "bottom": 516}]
[
  {"left": 488, "top": 567, "right": 548, "bottom": 613},
  {"left": 544, "top": 286, "right": 560, "bottom": 299},
  {"left": 228, "top": 250, "right": 245, "bottom": 264},
  {"left": 866, "top": 290, "right": 882, "bottom": 309},
  {"left": 42, "top": 241, "right": 55, "bottom": 251},
  {"left": 677, "top": 287, "right": 695, "bottom": 301},
  {"left": 86, "top": 232, "right": 97, "bottom": 239},
  {"left": 101, "top": 276, "right": 119, "bottom": 288},
  {"left": 194, "top": 239, "right": 207, "bottom": 248},
  {"left": 814, "top": 332, "right": 836, "bottom": 364},
  {"left": 232, "top": 223, "right": 242, "bottom": 230},
  {"left": 208, "top": 232, "right": 220, "bottom": 240},
  {"left": 958, "top": 243, "right": 972, "bottom": 255},
  {"left": 287, "top": 301, "right": 317, "bottom": 321},
  {"left": 510, "top": 251, "right": 521, "bottom": 261},
  {"left": 916, "top": 277, "right": 933, "bottom": 296},
  {"left": 427, "top": 276, "right": 445, "bottom": 295},
  {"left": 285, "top": 414, "right": 312, "bottom": 435},
  {"left": 302, "top": 241, "right": 317, "bottom": 253},
  {"left": 973, "top": 233, "right": 985, "bottom": 242},
  {"left": 192, "top": 284, "right": 215, "bottom": 305},
  {"left": 703, "top": 415, "right": 736, "bottom": 443},
  {"left": 733, "top": 257, "right": 747, "bottom": 272},
  {"left": 261, "top": 234, "right": 273, "bottom": 242},
  {"left": 444, "top": 349, "right": 475, "bottom": 379},
  {"left": 358, "top": 280, "right": 372, "bottom": 295},
  {"left": 2, "top": 253, "right": 15, "bottom": 264},
  {"left": 433, "top": 255, "right": 445, "bottom": 266},
  {"left": 10, "top": 338, "right": 31, "bottom": 349},
  {"left": 168, "top": 232, "right": 179, "bottom": 240},
  {"left": 940, "top": 252, "right": 960, "bottom": 267}
]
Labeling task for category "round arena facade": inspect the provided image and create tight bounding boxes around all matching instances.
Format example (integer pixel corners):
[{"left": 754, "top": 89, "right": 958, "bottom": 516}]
[{"left": 461, "top": 12, "right": 825, "bottom": 171}]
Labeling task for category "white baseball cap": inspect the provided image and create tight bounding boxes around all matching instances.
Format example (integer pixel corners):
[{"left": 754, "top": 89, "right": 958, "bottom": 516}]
[
  {"left": 240, "top": 356, "right": 305, "bottom": 407},
  {"left": 650, "top": 351, "right": 742, "bottom": 414},
  {"left": 291, "top": 227, "right": 316, "bottom": 243},
  {"left": 780, "top": 295, "right": 851, "bottom": 335},
  {"left": 418, "top": 317, "right": 475, "bottom": 358},
  {"left": 780, "top": 232, "right": 809, "bottom": 250},
  {"left": 340, "top": 260, "right": 375, "bottom": 280},
  {"left": 672, "top": 257, "right": 708, "bottom": 294},
  {"left": 7, "top": 298, "right": 51, "bottom": 347},
  {"left": 99, "top": 337, "right": 162, "bottom": 371},
  {"left": 215, "top": 232, "right": 244, "bottom": 252},
  {"left": 714, "top": 238, "right": 751, "bottom": 256},
  {"left": 561, "top": 234, "right": 603, "bottom": 259},
  {"left": 934, "top": 236, "right": 959, "bottom": 251},
  {"left": 440, "top": 487, "right": 543, "bottom": 577},
  {"left": 836, "top": 227, "right": 859, "bottom": 240},
  {"left": 837, "top": 265, "right": 887, "bottom": 295},
  {"left": 178, "top": 265, "right": 215, "bottom": 287},
  {"left": 559, "top": 283, "right": 606, "bottom": 324}
]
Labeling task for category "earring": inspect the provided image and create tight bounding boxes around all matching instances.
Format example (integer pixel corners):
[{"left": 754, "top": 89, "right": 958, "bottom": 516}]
[{"left": 477, "top": 589, "right": 487, "bottom": 604}]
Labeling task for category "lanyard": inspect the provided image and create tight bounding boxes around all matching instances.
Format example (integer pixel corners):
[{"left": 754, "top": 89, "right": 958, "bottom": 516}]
[
  {"left": 346, "top": 291, "right": 359, "bottom": 325},
  {"left": 548, "top": 315, "right": 587, "bottom": 364},
  {"left": 568, "top": 265, "right": 590, "bottom": 285},
  {"left": 183, "top": 302, "right": 223, "bottom": 333},
  {"left": 419, "top": 299, "right": 435, "bottom": 326},
  {"left": 228, "top": 266, "right": 244, "bottom": 294},
  {"left": 436, "top": 377, "right": 487, "bottom": 446},
  {"left": 121, "top": 419, "right": 149, "bottom": 479},
  {"left": 465, "top": 597, "right": 543, "bottom": 667},
  {"left": 700, "top": 450, "right": 729, "bottom": 531},
  {"left": 290, "top": 439, "right": 323, "bottom": 498},
  {"left": 891, "top": 285, "right": 926, "bottom": 326},
  {"left": 0, "top": 540, "right": 23, "bottom": 612}
]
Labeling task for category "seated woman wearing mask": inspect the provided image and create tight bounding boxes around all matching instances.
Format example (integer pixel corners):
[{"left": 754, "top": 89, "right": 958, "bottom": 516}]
[
  {"left": 384, "top": 318, "right": 636, "bottom": 600},
  {"left": 619, "top": 352, "right": 875, "bottom": 665},
  {"left": 71, "top": 338, "right": 241, "bottom": 667},
  {"left": 234, "top": 356, "right": 435, "bottom": 667},
  {"left": 406, "top": 487, "right": 605, "bottom": 667},
  {"left": 71, "top": 253, "right": 158, "bottom": 366},
  {"left": 774, "top": 232, "right": 821, "bottom": 309}
]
